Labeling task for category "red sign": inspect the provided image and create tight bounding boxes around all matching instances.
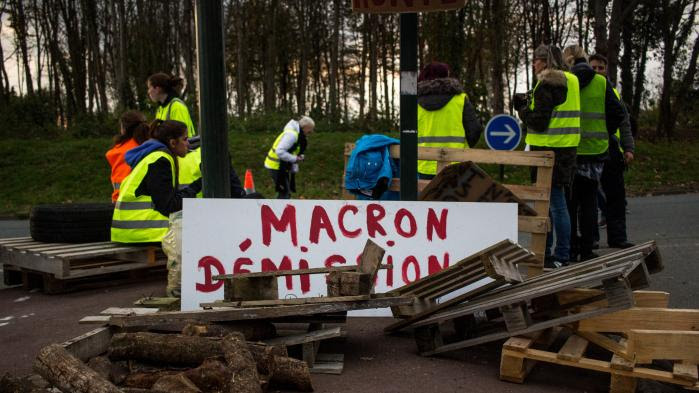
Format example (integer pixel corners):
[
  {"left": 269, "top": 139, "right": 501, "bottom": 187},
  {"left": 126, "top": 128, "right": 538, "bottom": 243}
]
[{"left": 352, "top": 0, "right": 467, "bottom": 13}]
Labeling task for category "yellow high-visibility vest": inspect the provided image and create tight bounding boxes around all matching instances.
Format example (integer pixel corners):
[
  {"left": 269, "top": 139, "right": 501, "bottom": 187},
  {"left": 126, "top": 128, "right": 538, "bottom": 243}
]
[
  {"left": 156, "top": 98, "right": 196, "bottom": 138},
  {"left": 525, "top": 71, "right": 581, "bottom": 148},
  {"left": 178, "top": 147, "right": 202, "bottom": 198},
  {"left": 111, "top": 150, "right": 175, "bottom": 243},
  {"left": 264, "top": 128, "right": 300, "bottom": 170},
  {"left": 417, "top": 93, "right": 467, "bottom": 175},
  {"left": 578, "top": 74, "right": 609, "bottom": 155}
]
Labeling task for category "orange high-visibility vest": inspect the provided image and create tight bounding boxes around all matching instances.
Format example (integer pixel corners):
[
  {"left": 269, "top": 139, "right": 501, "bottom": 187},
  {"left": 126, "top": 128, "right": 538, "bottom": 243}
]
[{"left": 105, "top": 138, "right": 140, "bottom": 202}]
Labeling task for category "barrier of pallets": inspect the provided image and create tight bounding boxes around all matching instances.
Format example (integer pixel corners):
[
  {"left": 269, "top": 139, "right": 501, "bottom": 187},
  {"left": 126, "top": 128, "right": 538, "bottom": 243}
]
[
  {"left": 343, "top": 145, "right": 554, "bottom": 276},
  {"left": 0, "top": 236, "right": 166, "bottom": 292}
]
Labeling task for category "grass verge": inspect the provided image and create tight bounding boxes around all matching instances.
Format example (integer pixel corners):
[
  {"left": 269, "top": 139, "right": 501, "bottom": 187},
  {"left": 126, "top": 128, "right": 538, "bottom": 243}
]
[{"left": 0, "top": 133, "right": 697, "bottom": 217}]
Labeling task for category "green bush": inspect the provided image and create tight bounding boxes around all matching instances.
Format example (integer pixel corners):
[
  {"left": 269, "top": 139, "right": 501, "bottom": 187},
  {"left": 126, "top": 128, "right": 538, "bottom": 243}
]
[{"left": 0, "top": 91, "right": 61, "bottom": 138}]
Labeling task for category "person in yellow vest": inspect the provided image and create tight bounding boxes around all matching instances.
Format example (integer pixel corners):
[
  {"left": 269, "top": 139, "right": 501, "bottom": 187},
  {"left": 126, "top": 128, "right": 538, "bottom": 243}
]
[
  {"left": 264, "top": 116, "right": 315, "bottom": 199},
  {"left": 147, "top": 72, "right": 196, "bottom": 138},
  {"left": 417, "top": 62, "right": 482, "bottom": 179},
  {"left": 105, "top": 111, "right": 150, "bottom": 202},
  {"left": 177, "top": 135, "right": 247, "bottom": 199},
  {"left": 563, "top": 46, "right": 629, "bottom": 261},
  {"left": 515, "top": 44, "right": 580, "bottom": 269},
  {"left": 111, "top": 120, "right": 201, "bottom": 243},
  {"left": 589, "top": 53, "right": 635, "bottom": 249}
]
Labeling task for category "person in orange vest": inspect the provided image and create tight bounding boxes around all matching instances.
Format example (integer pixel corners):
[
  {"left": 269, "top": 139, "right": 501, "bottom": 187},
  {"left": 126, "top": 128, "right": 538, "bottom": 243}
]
[{"left": 105, "top": 111, "right": 150, "bottom": 202}]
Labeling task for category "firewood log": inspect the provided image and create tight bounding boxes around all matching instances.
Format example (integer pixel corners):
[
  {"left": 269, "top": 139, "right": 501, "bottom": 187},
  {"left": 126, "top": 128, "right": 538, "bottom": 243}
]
[
  {"left": 221, "top": 333, "right": 262, "bottom": 393},
  {"left": 34, "top": 344, "right": 121, "bottom": 393},
  {"left": 270, "top": 355, "right": 313, "bottom": 392},
  {"left": 151, "top": 374, "right": 202, "bottom": 393}
]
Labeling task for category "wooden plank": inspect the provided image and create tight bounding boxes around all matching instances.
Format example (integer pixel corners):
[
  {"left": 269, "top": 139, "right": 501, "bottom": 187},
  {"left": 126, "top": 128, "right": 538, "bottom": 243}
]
[
  {"left": 610, "top": 339, "right": 635, "bottom": 371},
  {"left": 134, "top": 297, "right": 180, "bottom": 311},
  {"left": 79, "top": 316, "right": 111, "bottom": 324},
  {"left": 109, "top": 296, "right": 413, "bottom": 328},
  {"left": 504, "top": 185, "right": 550, "bottom": 201},
  {"left": 357, "top": 238, "right": 385, "bottom": 283},
  {"left": 578, "top": 308, "right": 699, "bottom": 332},
  {"left": 558, "top": 289, "right": 669, "bottom": 309},
  {"left": 213, "top": 264, "right": 390, "bottom": 280},
  {"left": 576, "top": 331, "right": 633, "bottom": 361},
  {"left": 557, "top": 334, "right": 589, "bottom": 362},
  {"left": 609, "top": 373, "right": 638, "bottom": 393},
  {"left": 62, "top": 326, "right": 112, "bottom": 361},
  {"left": 673, "top": 362, "right": 698, "bottom": 383},
  {"left": 54, "top": 246, "right": 150, "bottom": 260},
  {"left": 518, "top": 216, "right": 548, "bottom": 234},
  {"left": 100, "top": 307, "right": 160, "bottom": 316},
  {"left": 310, "top": 353, "right": 344, "bottom": 375},
  {"left": 3, "top": 250, "right": 68, "bottom": 277},
  {"left": 0, "top": 236, "right": 34, "bottom": 243},
  {"left": 263, "top": 327, "right": 342, "bottom": 346},
  {"left": 628, "top": 330, "right": 699, "bottom": 363},
  {"left": 502, "top": 348, "right": 697, "bottom": 387},
  {"left": 203, "top": 295, "right": 372, "bottom": 308},
  {"left": 386, "top": 145, "right": 555, "bottom": 167},
  {"left": 66, "top": 260, "right": 166, "bottom": 279},
  {"left": 25, "top": 242, "right": 117, "bottom": 253}
]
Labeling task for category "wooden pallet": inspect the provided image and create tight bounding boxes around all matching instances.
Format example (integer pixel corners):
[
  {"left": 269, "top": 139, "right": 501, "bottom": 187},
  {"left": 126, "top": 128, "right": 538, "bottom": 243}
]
[
  {"left": 500, "top": 326, "right": 699, "bottom": 392},
  {"left": 0, "top": 237, "right": 166, "bottom": 292},
  {"left": 384, "top": 239, "right": 535, "bottom": 333},
  {"left": 409, "top": 250, "right": 652, "bottom": 356}
]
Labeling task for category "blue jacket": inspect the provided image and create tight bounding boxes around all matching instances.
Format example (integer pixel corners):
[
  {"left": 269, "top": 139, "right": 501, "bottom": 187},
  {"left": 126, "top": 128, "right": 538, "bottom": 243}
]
[{"left": 345, "top": 134, "right": 400, "bottom": 200}]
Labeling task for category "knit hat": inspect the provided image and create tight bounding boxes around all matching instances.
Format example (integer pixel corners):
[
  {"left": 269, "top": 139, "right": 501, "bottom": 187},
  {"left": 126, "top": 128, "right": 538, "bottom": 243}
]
[{"left": 418, "top": 62, "right": 451, "bottom": 82}]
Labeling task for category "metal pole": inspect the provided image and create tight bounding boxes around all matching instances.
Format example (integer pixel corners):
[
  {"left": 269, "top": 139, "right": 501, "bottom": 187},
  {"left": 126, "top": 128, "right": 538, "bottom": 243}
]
[
  {"left": 195, "top": 0, "right": 230, "bottom": 198},
  {"left": 399, "top": 13, "right": 418, "bottom": 201}
]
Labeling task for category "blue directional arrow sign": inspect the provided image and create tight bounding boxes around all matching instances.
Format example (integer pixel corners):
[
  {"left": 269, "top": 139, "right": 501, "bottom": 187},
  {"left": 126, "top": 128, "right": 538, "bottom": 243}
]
[{"left": 484, "top": 114, "right": 522, "bottom": 151}]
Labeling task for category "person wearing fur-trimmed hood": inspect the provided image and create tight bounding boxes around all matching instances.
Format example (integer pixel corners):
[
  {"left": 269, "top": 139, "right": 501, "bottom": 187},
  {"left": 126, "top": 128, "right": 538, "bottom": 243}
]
[
  {"left": 417, "top": 62, "right": 483, "bottom": 179},
  {"left": 514, "top": 44, "right": 581, "bottom": 269}
]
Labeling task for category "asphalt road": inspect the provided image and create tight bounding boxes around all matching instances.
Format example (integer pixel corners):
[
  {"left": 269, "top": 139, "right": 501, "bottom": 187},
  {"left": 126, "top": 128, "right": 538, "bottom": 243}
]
[{"left": 0, "top": 193, "right": 697, "bottom": 392}]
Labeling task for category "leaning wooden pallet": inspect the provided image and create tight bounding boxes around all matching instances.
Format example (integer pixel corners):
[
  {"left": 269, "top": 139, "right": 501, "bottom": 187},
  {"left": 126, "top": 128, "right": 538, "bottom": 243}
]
[
  {"left": 410, "top": 247, "right": 657, "bottom": 356},
  {"left": 384, "top": 239, "right": 536, "bottom": 334},
  {"left": 0, "top": 236, "right": 165, "bottom": 292}
]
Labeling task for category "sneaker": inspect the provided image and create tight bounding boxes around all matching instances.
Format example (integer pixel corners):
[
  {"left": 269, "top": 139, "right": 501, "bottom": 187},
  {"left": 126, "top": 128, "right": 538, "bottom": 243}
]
[{"left": 544, "top": 258, "right": 569, "bottom": 270}]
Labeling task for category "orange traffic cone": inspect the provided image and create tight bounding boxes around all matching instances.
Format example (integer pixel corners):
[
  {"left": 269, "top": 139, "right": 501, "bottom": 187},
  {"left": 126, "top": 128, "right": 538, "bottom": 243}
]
[{"left": 244, "top": 169, "right": 256, "bottom": 194}]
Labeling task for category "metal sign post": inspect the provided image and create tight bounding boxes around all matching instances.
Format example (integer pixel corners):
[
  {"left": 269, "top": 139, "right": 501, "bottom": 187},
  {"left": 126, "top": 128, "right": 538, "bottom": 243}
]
[
  {"left": 195, "top": 0, "right": 230, "bottom": 198},
  {"left": 399, "top": 13, "right": 418, "bottom": 201}
]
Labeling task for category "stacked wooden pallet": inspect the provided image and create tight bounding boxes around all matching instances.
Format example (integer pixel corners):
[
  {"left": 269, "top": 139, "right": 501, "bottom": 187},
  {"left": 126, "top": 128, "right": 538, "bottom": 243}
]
[
  {"left": 500, "top": 292, "right": 699, "bottom": 392},
  {"left": 0, "top": 236, "right": 165, "bottom": 292}
]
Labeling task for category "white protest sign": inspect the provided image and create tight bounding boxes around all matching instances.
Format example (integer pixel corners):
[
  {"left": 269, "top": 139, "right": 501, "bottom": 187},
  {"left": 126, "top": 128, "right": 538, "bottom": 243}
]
[{"left": 182, "top": 199, "right": 517, "bottom": 315}]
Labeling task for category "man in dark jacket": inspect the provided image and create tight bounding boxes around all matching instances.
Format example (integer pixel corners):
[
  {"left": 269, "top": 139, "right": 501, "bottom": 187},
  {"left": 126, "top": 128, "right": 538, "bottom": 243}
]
[
  {"left": 563, "top": 46, "right": 628, "bottom": 261},
  {"left": 515, "top": 44, "right": 580, "bottom": 269},
  {"left": 590, "top": 53, "right": 636, "bottom": 249},
  {"left": 417, "top": 62, "right": 482, "bottom": 179}
]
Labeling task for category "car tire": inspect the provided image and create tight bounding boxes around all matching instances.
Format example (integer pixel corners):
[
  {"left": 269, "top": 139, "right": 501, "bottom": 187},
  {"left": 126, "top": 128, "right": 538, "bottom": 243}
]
[{"left": 30, "top": 203, "right": 114, "bottom": 243}]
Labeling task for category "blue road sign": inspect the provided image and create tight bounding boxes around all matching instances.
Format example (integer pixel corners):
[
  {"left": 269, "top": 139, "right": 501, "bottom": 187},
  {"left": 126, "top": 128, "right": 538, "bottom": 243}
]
[{"left": 484, "top": 114, "right": 522, "bottom": 151}]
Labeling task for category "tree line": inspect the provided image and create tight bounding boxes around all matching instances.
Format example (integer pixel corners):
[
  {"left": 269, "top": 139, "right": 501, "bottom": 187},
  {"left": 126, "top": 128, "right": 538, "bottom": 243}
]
[{"left": 0, "top": 0, "right": 697, "bottom": 139}]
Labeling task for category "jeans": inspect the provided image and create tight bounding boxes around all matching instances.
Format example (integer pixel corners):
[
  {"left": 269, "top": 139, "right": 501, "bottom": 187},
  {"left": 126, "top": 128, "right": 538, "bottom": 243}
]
[{"left": 546, "top": 185, "right": 571, "bottom": 262}]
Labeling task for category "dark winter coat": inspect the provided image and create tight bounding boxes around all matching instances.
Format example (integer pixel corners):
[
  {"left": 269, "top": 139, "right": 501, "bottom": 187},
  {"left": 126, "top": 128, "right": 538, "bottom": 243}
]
[
  {"left": 417, "top": 77, "right": 483, "bottom": 148},
  {"left": 516, "top": 69, "right": 577, "bottom": 188}
]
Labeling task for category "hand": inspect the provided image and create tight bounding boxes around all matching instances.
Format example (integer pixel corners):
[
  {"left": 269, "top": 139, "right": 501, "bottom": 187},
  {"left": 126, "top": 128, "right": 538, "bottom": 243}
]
[
  {"left": 296, "top": 155, "right": 305, "bottom": 163},
  {"left": 624, "top": 151, "right": 634, "bottom": 164}
]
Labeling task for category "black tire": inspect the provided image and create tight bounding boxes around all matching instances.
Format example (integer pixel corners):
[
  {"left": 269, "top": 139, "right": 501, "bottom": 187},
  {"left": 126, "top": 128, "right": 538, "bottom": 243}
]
[{"left": 30, "top": 203, "right": 114, "bottom": 243}]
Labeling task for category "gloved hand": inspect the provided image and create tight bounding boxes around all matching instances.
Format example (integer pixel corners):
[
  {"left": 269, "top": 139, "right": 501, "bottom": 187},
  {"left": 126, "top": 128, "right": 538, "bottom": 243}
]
[{"left": 512, "top": 93, "right": 529, "bottom": 111}]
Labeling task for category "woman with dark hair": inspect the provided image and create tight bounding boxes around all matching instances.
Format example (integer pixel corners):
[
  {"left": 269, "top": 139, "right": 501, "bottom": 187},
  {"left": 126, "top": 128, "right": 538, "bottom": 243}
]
[
  {"left": 147, "top": 72, "right": 196, "bottom": 137},
  {"left": 111, "top": 120, "right": 202, "bottom": 243},
  {"left": 417, "top": 62, "right": 482, "bottom": 179},
  {"left": 106, "top": 111, "right": 150, "bottom": 202}
]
